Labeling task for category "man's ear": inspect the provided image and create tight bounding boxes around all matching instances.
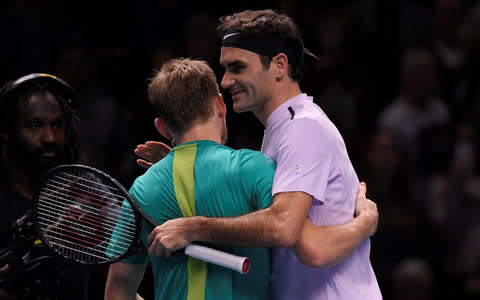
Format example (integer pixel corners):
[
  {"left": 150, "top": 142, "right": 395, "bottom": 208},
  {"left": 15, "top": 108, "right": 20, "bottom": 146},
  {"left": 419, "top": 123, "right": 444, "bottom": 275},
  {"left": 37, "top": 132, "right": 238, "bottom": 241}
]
[
  {"left": 154, "top": 117, "right": 173, "bottom": 140},
  {"left": 272, "top": 53, "right": 288, "bottom": 80},
  {"left": 215, "top": 93, "right": 227, "bottom": 119}
]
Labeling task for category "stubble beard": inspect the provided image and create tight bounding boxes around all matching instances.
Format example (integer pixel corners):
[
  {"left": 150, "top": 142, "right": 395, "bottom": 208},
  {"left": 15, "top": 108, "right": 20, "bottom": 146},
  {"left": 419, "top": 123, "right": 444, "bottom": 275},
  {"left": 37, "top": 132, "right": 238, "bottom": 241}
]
[{"left": 7, "top": 138, "right": 66, "bottom": 182}]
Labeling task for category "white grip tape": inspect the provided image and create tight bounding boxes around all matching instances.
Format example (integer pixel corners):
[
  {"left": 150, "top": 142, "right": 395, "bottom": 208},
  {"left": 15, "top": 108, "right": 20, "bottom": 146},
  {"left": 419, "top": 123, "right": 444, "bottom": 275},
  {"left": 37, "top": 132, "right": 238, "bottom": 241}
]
[{"left": 185, "top": 244, "right": 250, "bottom": 274}]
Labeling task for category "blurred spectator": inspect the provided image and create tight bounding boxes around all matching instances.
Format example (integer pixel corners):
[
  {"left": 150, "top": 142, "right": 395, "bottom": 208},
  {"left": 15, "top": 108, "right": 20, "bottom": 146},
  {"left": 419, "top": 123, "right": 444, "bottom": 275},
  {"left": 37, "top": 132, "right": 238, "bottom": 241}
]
[
  {"left": 358, "top": 129, "right": 435, "bottom": 299},
  {"left": 359, "top": 130, "right": 408, "bottom": 234},
  {"left": 392, "top": 258, "right": 434, "bottom": 300},
  {"left": 431, "top": 0, "right": 480, "bottom": 121},
  {"left": 377, "top": 46, "right": 452, "bottom": 202},
  {"left": 426, "top": 120, "right": 480, "bottom": 298}
]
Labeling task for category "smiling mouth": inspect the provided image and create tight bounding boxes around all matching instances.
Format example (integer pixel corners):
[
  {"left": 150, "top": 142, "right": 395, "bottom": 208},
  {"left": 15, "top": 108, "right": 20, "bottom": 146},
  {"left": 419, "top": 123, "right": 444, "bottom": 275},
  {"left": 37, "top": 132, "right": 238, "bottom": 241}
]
[{"left": 231, "top": 90, "right": 245, "bottom": 99}]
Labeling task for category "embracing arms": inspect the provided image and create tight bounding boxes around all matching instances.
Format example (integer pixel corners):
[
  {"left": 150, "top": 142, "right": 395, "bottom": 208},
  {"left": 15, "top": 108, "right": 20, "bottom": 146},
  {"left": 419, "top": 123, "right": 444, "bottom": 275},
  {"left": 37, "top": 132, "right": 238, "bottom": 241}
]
[
  {"left": 135, "top": 140, "right": 378, "bottom": 268},
  {"left": 146, "top": 184, "right": 377, "bottom": 267}
]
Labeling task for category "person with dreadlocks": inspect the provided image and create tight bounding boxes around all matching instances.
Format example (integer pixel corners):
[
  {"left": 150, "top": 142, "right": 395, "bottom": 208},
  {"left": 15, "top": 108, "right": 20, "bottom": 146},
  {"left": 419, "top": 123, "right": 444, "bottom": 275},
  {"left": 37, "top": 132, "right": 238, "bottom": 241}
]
[{"left": 0, "top": 73, "right": 90, "bottom": 299}]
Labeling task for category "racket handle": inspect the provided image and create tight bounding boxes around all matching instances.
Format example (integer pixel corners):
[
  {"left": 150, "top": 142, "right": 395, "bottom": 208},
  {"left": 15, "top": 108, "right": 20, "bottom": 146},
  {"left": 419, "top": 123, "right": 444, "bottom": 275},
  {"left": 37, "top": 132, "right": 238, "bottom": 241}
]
[{"left": 185, "top": 244, "right": 250, "bottom": 274}]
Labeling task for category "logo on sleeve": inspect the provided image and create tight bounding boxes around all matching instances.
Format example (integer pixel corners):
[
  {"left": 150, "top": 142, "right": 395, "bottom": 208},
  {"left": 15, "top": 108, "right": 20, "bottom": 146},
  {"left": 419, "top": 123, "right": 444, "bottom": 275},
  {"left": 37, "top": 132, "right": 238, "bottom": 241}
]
[{"left": 295, "top": 164, "right": 302, "bottom": 174}]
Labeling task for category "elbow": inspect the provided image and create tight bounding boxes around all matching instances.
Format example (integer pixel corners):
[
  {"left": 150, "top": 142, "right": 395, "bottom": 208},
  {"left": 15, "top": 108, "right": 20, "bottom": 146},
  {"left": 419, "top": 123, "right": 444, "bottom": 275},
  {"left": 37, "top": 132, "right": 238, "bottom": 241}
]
[
  {"left": 292, "top": 241, "right": 332, "bottom": 268},
  {"left": 271, "top": 221, "right": 301, "bottom": 248},
  {"left": 274, "top": 233, "right": 297, "bottom": 248},
  {"left": 307, "top": 255, "right": 337, "bottom": 268},
  {"left": 265, "top": 198, "right": 306, "bottom": 248}
]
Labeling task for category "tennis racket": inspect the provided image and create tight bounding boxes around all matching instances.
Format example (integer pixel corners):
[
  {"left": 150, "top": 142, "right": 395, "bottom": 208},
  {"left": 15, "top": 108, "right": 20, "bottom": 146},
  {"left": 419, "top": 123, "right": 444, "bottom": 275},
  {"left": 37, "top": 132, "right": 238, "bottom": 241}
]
[{"left": 31, "top": 164, "right": 250, "bottom": 274}]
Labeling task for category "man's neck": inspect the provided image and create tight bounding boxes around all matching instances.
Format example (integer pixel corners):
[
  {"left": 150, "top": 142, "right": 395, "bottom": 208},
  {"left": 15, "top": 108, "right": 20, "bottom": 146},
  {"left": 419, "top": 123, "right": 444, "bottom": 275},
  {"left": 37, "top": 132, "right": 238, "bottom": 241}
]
[
  {"left": 175, "top": 122, "right": 223, "bottom": 146},
  {"left": 255, "top": 82, "right": 302, "bottom": 126}
]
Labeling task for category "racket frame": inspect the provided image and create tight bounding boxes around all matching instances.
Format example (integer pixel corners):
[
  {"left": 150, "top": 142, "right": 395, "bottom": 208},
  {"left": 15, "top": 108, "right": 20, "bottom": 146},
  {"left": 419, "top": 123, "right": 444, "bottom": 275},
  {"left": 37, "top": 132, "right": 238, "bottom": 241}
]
[{"left": 32, "top": 164, "right": 148, "bottom": 265}]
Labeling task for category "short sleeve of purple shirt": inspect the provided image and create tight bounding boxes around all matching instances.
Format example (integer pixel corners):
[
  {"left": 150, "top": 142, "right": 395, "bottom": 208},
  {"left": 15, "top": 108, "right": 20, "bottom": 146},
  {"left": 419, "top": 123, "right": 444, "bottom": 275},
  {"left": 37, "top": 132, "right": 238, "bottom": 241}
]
[{"left": 270, "top": 117, "right": 331, "bottom": 204}]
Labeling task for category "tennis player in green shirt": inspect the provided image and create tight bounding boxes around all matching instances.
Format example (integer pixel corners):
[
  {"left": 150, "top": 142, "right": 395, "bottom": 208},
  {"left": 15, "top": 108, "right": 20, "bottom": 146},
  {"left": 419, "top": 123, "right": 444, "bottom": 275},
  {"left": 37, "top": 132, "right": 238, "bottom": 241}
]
[{"left": 105, "top": 58, "right": 275, "bottom": 300}]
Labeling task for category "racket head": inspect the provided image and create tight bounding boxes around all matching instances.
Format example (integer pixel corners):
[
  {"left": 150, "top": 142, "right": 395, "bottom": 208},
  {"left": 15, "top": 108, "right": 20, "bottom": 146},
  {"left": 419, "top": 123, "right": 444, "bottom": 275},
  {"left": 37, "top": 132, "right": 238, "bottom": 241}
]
[{"left": 32, "top": 164, "right": 143, "bottom": 265}]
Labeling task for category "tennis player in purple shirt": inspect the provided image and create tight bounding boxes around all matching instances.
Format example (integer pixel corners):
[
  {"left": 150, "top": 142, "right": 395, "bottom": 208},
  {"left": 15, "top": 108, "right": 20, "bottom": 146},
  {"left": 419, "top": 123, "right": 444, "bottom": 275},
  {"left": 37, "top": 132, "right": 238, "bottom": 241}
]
[
  {"left": 263, "top": 93, "right": 380, "bottom": 299},
  {"left": 143, "top": 9, "right": 382, "bottom": 299}
]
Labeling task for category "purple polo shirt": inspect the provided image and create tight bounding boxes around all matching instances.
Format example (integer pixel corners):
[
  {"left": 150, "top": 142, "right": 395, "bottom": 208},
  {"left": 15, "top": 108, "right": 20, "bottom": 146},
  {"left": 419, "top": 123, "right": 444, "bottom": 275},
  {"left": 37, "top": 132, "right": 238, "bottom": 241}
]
[{"left": 262, "top": 94, "right": 382, "bottom": 299}]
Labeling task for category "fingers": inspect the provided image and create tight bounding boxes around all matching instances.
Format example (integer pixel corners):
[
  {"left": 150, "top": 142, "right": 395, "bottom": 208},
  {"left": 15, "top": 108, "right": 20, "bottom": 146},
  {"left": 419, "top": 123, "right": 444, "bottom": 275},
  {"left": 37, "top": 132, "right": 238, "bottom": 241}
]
[
  {"left": 353, "top": 182, "right": 379, "bottom": 236},
  {"left": 147, "top": 235, "right": 173, "bottom": 258},
  {"left": 134, "top": 141, "right": 171, "bottom": 169},
  {"left": 355, "top": 182, "right": 372, "bottom": 217},
  {"left": 147, "top": 236, "right": 164, "bottom": 257},
  {"left": 147, "top": 224, "right": 188, "bottom": 258},
  {"left": 147, "top": 230, "right": 162, "bottom": 256},
  {"left": 368, "top": 201, "right": 379, "bottom": 236},
  {"left": 136, "top": 159, "right": 153, "bottom": 169},
  {"left": 147, "top": 227, "right": 172, "bottom": 258},
  {"left": 358, "top": 181, "right": 367, "bottom": 196},
  {"left": 134, "top": 145, "right": 157, "bottom": 160},
  {"left": 145, "top": 141, "right": 171, "bottom": 153}
]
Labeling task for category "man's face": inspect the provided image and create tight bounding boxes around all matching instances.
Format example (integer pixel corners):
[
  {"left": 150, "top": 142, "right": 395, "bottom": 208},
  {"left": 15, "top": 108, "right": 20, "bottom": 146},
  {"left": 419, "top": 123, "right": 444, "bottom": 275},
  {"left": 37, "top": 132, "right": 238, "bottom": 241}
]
[
  {"left": 220, "top": 47, "right": 275, "bottom": 116},
  {"left": 8, "top": 91, "right": 67, "bottom": 178}
]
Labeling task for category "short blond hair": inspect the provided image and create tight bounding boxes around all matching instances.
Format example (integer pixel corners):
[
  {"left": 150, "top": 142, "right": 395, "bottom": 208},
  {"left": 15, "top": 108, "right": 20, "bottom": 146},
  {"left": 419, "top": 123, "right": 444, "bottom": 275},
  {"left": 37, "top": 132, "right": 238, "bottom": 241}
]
[{"left": 148, "top": 58, "right": 219, "bottom": 135}]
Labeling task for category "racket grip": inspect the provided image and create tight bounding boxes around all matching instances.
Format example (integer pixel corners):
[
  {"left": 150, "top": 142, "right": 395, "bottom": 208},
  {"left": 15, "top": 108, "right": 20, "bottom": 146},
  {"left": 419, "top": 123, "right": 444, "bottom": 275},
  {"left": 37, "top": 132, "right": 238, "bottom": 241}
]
[{"left": 185, "top": 244, "right": 250, "bottom": 274}]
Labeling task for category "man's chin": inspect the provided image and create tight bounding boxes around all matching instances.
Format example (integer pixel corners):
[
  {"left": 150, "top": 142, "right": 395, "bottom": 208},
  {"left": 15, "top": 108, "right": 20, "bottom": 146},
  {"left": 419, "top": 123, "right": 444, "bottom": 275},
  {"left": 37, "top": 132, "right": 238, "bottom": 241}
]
[
  {"left": 232, "top": 104, "right": 249, "bottom": 113},
  {"left": 36, "top": 157, "right": 63, "bottom": 176}
]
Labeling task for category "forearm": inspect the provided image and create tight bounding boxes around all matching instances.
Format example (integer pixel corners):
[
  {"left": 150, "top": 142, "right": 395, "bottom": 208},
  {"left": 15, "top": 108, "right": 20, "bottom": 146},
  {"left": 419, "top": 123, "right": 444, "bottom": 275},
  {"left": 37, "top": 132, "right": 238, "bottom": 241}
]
[
  {"left": 105, "top": 263, "right": 146, "bottom": 300},
  {"left": 194, "top": 207, "right": 290, "bottom": 247},
  {"left": 292, "top": 212, "right": 376, "bottom": 268},
  {"left": 147, "top": 192, "right": 312, "bottom": 256},
  {"left": 104, "top": 286, "right": 136, "bottom": 300},
  {"left": 184, "top": 191, "right": 311, "bottom": 248}
]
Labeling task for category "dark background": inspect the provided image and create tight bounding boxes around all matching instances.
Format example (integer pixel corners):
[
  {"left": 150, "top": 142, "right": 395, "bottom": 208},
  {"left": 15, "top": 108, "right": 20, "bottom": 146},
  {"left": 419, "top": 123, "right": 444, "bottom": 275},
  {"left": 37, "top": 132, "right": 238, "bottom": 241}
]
[{"left": 2, "top": 0, "right": 480, "bottom": 299}]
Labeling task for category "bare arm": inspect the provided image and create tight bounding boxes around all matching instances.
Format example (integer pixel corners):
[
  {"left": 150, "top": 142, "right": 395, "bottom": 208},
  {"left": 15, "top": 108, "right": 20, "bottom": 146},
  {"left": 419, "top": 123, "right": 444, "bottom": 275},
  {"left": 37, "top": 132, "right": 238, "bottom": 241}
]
[
  {"left": 105, "top": 262, "right": 147, "bottom": 300},
  {"left": 147, "top": 183, "right": 378, "bottom": 268},
  {"left": 292, "top": 182, "right": 378, "bottom": 267},
  {"left": 147, "top": 191, "right": 312, "bottom": 257}
]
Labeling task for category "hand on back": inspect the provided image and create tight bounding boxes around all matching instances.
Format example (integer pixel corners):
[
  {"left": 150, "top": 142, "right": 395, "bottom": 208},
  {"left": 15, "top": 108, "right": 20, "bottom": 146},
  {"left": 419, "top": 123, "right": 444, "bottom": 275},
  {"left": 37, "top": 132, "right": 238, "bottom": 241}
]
[{"left": 134, "top": 141, "right": 172, "bottom": 169}]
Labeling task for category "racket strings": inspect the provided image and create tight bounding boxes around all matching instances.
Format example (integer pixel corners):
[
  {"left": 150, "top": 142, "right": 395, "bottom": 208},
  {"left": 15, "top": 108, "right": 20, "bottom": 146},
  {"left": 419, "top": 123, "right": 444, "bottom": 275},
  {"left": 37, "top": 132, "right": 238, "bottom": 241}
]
[
  {"left": 36, "top": 169, "right": 138, "bottom": 264},
  {"left": 39, "top": 182, "right": 134, "bottom": 236},
  {"left": 36, "top": 203, "right": 134, "bottom": 244},
  {"left": 46, "top": 176, "right": 130, "bottom": 215},
  {"left": 40, "top": 185, "right": 135, "bottom": 229}
]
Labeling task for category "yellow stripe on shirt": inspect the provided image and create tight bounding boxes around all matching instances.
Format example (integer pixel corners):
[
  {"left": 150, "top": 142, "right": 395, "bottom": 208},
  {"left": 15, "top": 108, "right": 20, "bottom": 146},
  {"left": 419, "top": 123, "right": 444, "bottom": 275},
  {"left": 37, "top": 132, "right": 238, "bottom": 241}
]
[{"left": 173, "top": 143, "right": 207, "bottom": 300}]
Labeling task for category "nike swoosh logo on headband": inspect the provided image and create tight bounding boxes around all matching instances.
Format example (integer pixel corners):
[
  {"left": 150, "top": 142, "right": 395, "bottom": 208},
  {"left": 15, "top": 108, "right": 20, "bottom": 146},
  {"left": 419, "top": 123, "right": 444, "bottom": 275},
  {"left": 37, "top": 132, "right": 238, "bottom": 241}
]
[{"left": 223, "top": 32, "right": 240, "bottom": 40}]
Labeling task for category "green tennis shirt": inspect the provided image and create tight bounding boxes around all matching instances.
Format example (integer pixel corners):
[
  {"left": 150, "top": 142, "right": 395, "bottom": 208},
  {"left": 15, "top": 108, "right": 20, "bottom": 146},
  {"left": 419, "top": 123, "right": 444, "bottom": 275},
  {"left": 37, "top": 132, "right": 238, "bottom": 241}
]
[{"left": 122, "top": 140, "right": 276, "bottom": 300}]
